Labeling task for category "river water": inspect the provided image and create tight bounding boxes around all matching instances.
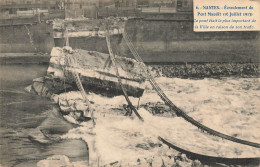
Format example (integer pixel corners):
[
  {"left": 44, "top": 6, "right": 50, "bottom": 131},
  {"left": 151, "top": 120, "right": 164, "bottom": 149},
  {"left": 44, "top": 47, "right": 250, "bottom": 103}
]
[
  {"left": 0, "top": 64, "right": 88, "bottom": 167},
  {"left": 58, "top": 76, "right": 260, "bottom": 165}
]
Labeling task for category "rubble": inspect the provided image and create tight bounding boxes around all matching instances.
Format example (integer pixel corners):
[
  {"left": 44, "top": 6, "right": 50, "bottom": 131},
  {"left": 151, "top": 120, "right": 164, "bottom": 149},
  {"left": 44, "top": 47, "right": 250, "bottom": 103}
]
[
  {"left": 24, "top": 76, "right": 72, "bottom": 97},
  {"left": 141, "top": 102, "right": 176, "bottom": 117},
  {"left": 37, "top": 155, "right": 71, "bottom": 167}
]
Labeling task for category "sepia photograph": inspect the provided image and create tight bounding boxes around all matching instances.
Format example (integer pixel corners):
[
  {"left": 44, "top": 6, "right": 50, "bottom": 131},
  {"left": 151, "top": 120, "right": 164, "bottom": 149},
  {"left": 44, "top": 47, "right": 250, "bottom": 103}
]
[{"left": 0, "top": 0, "right": 259, "bottom": 166}]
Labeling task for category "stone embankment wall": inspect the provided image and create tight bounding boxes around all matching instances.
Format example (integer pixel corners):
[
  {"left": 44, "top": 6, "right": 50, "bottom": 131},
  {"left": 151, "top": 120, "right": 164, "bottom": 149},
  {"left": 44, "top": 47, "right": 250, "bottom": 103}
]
[
  {"left": 0, "top": 23, "right": 54, "bottom": 53},
  {"left": 119, "top": 18, "right": 260, "bottom": 63},
  {"left": 0, "top": 21, "right": 122, "bottom": 54},
  {"left": 0, "top": 18, "right": 259, "bottom": 64}
]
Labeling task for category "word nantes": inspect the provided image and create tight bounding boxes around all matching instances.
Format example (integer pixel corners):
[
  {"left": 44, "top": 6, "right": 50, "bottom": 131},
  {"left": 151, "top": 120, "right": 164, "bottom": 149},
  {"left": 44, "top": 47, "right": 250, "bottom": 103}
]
[
  {"left": 203, "top": 5, "right": 220, "bottom": 10},
  {"left": 198, "top": 6, "right": 221, "bottom": 16}
]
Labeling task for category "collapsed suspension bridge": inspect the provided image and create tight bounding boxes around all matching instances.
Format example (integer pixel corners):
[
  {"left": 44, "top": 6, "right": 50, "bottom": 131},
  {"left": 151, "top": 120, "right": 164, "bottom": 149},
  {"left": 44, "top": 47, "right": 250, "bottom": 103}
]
[{"left": 58, "top": 26, "right": 260, "bottom": 165}]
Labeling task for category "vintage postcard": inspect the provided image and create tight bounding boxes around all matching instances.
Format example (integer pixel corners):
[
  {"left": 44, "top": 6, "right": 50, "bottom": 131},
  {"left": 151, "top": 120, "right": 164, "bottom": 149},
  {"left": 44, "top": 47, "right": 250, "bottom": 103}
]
[{"left": 0, "top": 0, "right": 259, "bottom": 166}]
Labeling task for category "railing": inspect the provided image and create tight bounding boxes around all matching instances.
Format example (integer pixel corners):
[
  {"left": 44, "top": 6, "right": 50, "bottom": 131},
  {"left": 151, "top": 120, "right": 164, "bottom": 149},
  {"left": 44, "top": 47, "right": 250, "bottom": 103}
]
[{"left": 0, "top": 3, "right": 57, "bottom": 9}]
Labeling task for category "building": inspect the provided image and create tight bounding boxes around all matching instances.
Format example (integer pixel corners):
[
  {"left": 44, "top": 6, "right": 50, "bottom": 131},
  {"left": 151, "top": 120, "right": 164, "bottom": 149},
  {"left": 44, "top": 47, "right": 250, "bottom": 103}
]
[
  {"left": 0, "top": 0, "right": 64, "bottom": 18},
  {"left": 0, "top": 0, "right": 65, "bottom": 26},
  {"left": 0, "top": 0, "right": 193, "bottom": 21},
  {"left": 0, "top": 0, "right": 61, "bottom": 9}
]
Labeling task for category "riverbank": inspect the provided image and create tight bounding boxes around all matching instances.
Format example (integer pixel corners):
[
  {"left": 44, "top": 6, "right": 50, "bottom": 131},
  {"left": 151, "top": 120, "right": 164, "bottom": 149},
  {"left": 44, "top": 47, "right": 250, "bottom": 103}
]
[
  {"left": 1, "top": 53, "right": 259, "bottom": 78},
  {"left": 150, "top": 63, "right": 260, "bottom": 79}
]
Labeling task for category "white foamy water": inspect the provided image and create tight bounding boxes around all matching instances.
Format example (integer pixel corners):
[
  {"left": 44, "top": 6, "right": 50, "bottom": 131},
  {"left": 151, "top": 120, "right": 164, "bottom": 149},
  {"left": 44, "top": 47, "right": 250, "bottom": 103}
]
[{"left": 56, "top": 77, "right": 259, "bottom": 165}]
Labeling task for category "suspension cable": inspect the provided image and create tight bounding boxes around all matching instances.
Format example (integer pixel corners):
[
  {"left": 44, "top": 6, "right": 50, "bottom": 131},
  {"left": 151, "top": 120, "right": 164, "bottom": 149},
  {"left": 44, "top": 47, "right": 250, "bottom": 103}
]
[{"left": 106, "top": 29, "right": 143, "bottom": 121}]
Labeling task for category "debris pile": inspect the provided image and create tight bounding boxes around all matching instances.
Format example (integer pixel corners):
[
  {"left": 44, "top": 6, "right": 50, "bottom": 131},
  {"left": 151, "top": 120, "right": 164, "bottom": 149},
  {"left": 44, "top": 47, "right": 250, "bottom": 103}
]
[{"left": 54, "top": 91, "right": 204, "bottom": 167}]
